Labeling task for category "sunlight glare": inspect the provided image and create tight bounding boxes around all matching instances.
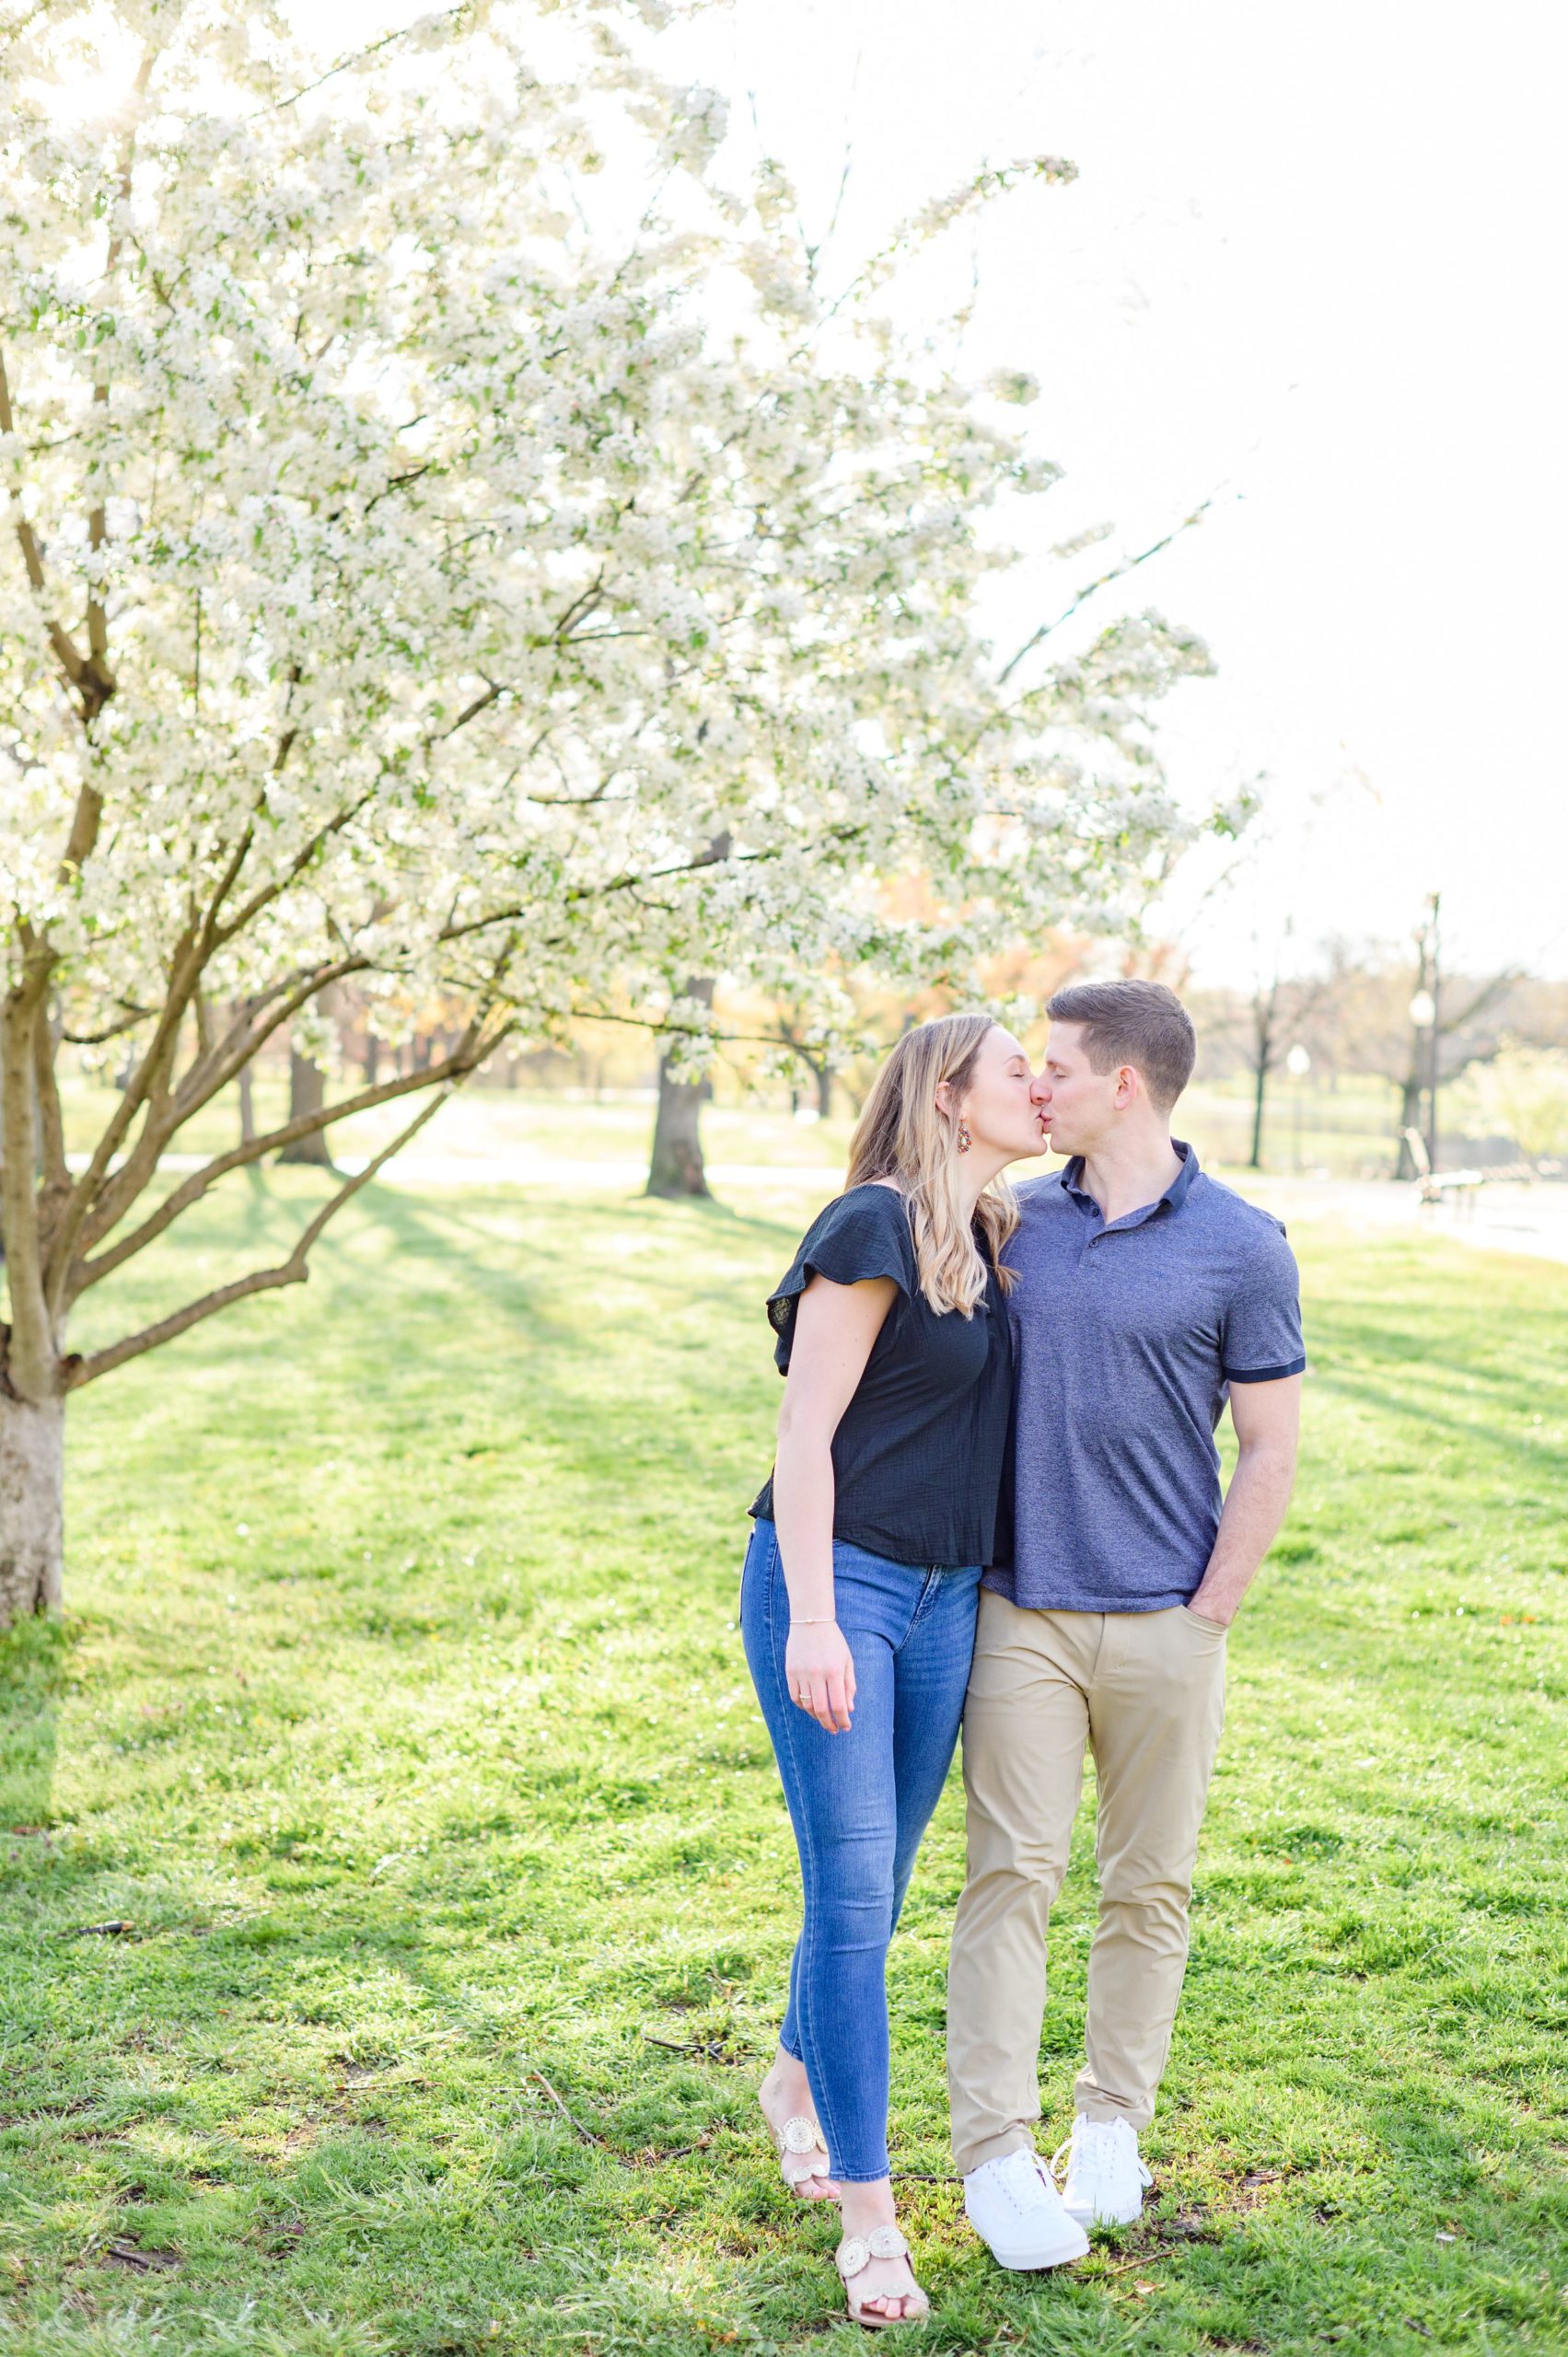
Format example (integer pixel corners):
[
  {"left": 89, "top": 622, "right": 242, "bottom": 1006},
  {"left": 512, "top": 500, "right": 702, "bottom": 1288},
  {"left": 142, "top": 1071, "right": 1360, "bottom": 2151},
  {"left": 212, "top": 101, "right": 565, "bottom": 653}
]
[{"left": 36, "top": 15, "right": 144, "bottom": 127}]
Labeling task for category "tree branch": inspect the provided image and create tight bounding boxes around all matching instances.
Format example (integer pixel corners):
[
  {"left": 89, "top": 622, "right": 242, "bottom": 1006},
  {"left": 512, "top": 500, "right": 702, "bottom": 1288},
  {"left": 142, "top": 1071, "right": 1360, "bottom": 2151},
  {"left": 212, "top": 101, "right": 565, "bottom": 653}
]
[
  {"left": 424, "top": 826, "right": 869, "bottom": 960},
  {"left": 199, "top": 800, "right": 264, "bottom": 932},
  {"left": 52, "top": 804, "right": 813, "bottom": 1308},
  {"left": 1441, "top": 969, "right": 1525, "bottom": 1039},
  {"left": 0, "top": 344, "right": 93, "bottom": 702},
  {"left": 174, "top": 955, "right": 371, "bottom": 1110},
  {"left": 44, "top": 918, "right": 204, "bottom": 1293},
  {"left": 66, "top": 957, "right": 369, "bottom": 1271},
  {"left": 567, "top": 1003, "right": 813, "bottom": 1056},
  {"left": 252, "top": 7, "right": 469, "bottom": 118},
  {"left": 59, "top": 781, "right": 107, "bottom": 876},
  {"left": 47, "top": 792, "right": 375, "bottom": 1295},
  {"left": 62, "top": 1262, "right": 299, "bottom": 1394},
  {"left": 32, "top": 997, "right": 68, "bottom": 1197},
  {"left": 359, "top": 461, "right": 435, "bottom": 515},
  {"left": 58, "top": 47, "right": 151, "bottom": 730},
  {"left": 439, "top": 679, "right": 505, "bottom": 739},
  {"left": 997, "top": 496, "right": 1215, "bottom": 686},
  {"left": 65, "top": 1081, "right": 462, "bottom": 1392},
  {"left": 60, "top": 1004, "right": 154, "bottom": 1047},
  {"left": 71, "top": 1036, "right": 493, "bottom": 1298},
  {"left": 85, "top": 373, "right": 113, "bottom": 677},
  {"left": 214, "top": 788, "right": 375, "bottom": 945},
  {"left": 548, "top": 569, "right": 607, "bottom": 643}
]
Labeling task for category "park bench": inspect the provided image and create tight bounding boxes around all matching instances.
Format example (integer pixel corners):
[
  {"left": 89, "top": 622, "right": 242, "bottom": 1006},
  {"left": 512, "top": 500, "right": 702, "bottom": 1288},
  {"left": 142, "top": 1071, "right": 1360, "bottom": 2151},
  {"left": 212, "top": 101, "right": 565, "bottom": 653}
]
[{"left": 1402, "top": 1127, "right": 1486, "bottom": 1210}]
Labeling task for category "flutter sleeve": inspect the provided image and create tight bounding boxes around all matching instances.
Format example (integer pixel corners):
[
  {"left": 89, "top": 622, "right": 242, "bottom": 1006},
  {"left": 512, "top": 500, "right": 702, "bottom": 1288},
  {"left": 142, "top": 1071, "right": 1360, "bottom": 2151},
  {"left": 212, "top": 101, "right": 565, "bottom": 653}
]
[{"left": 765, "top": 1186, "right": 914, "bottom": 1373}]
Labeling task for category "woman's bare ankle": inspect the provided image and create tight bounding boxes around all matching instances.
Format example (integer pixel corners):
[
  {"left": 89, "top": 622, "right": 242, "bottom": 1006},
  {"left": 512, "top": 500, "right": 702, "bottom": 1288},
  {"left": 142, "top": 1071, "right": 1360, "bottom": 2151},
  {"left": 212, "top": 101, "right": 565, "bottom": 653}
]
[
  {"left": 839, "top": 2177, "right": 897, "bottom": 2232},
  {"left": 761, "top": 2046, "right": 810, "bottom": 2109}
]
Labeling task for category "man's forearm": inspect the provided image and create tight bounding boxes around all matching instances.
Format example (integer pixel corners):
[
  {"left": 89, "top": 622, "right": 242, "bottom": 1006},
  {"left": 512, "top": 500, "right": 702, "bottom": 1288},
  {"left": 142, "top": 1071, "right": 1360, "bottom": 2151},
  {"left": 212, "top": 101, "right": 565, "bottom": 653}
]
[{"left": 1189, "top": 1442, "right": 1297, "bottom": 1625}]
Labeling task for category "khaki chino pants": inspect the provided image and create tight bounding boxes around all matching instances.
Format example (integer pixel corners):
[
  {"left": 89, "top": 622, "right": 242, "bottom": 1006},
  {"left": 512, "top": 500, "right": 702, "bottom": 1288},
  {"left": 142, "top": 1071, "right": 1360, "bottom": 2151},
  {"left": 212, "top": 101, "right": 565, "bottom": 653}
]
[{"left": 947, "top": 1588, "right": 1227, "bottom": 2174}]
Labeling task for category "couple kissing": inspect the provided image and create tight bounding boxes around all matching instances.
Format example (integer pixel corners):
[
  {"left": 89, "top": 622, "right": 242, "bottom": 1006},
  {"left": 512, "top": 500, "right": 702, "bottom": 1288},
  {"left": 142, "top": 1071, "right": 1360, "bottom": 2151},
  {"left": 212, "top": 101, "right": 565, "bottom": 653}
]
[{"left": 741, "top": 981, "right": 1305, "bottom": 2328}]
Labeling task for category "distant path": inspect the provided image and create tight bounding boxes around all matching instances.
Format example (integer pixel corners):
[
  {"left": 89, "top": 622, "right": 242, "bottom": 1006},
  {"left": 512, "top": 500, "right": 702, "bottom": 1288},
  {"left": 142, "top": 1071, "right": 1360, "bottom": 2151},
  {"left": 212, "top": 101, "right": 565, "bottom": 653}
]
[
  {"left": 347, "top": 1154, "right": 1568, "bottom": 1266},
  {"left": 1223, "top": 1172, "right": 1568, "bottom": 1268},
  {"left": 333, "top": 1151, "right": 847, "bottom": 1194}
]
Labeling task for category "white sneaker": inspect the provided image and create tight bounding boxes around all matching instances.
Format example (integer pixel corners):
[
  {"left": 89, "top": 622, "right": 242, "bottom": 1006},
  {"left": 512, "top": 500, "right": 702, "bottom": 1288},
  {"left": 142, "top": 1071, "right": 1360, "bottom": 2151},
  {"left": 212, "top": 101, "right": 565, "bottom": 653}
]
[
  {"left": 1054, "top": 2114, "right": 1153, "bottom": 2227},
  {"left": 963, "top": 2147, "right": 1090, "bottom": 2270}
]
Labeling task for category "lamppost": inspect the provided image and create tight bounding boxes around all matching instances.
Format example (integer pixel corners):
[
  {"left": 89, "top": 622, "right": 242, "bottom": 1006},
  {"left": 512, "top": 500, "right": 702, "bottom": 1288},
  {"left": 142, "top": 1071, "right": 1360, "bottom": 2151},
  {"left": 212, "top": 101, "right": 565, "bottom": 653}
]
[
  {"left": 1407, "top": 886, "right": 1442, "bottom": 1175},
  {"left": 1409, "top": 986, "right": 1436, "bottom": 1173},
  {"left": 1285, "top": 1042, "right": 1311, "bottom": 1171}
]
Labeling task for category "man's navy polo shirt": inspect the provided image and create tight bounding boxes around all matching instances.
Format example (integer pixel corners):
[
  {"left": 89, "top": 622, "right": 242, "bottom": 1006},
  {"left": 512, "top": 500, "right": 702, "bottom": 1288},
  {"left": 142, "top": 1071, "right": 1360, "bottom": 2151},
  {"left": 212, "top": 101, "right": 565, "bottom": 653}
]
[{"left": 987, "top": 1142, "right": 1305, "bottom": 1614}]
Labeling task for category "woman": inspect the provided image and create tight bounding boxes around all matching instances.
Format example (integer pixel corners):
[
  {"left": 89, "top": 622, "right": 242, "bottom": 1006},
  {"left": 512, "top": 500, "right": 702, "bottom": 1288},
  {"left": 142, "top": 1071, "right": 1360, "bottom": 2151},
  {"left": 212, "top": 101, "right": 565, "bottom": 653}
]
[{"left": 743, "top": 1013, "right": 1048, "bottom": 2327}]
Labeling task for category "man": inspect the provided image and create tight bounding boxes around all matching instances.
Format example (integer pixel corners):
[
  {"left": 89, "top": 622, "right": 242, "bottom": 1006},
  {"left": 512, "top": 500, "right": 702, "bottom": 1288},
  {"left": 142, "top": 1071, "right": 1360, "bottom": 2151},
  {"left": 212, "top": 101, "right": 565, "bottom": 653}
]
[{"left": 948, "top": 980, "right": 1304, "bottom": 2270}]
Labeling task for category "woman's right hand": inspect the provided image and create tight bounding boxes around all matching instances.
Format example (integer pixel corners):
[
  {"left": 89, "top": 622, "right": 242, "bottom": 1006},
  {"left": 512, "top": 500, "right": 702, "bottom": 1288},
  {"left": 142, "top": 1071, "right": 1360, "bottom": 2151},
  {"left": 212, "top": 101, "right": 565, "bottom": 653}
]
[{"left": 784, "top": 1621, "right": 856, "bottom": 1734}]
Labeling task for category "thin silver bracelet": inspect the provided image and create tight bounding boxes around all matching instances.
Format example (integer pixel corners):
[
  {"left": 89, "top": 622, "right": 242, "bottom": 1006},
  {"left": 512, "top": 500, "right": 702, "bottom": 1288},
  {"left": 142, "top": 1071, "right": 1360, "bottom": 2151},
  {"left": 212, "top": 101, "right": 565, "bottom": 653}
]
[{"left": 790, "top": 1613, "right": 836, "bottom": 1625}]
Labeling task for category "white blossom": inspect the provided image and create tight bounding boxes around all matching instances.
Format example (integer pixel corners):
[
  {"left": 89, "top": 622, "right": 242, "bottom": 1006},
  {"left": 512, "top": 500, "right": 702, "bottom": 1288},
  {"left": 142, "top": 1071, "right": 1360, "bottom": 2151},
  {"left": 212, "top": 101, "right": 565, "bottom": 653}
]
[{"left": 0, "top": 0, "right": 1214, "bottom": 1430}]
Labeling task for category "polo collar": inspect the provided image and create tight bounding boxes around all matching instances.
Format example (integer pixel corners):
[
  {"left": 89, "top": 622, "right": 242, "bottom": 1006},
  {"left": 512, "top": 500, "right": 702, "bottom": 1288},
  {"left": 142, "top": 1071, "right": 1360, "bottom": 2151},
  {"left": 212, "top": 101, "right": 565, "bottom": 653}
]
[{"left": 1062, "top": 1139, "right": 1200, "bottom": 1229}]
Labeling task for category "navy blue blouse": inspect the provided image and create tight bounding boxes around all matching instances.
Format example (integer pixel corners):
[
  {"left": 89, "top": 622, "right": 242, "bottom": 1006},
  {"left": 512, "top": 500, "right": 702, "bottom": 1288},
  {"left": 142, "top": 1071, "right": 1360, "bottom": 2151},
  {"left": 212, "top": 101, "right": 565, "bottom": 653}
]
[{"left": 749, "top": 1183, "right": 1013, "bottom": 1568}]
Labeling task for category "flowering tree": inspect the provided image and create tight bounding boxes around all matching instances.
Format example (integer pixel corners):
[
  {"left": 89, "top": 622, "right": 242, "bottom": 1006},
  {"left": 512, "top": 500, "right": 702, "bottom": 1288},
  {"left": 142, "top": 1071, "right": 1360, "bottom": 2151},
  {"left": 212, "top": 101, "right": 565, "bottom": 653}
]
[
  {"left": 0, "top": 0, "right": 1216, "bottom": 1621},
  {"left": 1448, "top": 1039, "right": 1568, "bottom": 1165}
]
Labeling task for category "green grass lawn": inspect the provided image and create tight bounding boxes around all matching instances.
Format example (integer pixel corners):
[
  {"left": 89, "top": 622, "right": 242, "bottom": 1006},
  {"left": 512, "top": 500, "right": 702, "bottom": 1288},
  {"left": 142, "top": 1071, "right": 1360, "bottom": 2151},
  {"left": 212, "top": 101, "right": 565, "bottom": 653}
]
[
  {"left": 3, "top": 1173, "right": 1566, "bottom": 2356},
  {"left": 52, "top": 1059, "right": 1407, "bottom": 1184},
  {"left": 50, "top": 1071, "right": 860, "bottom": 1173}
]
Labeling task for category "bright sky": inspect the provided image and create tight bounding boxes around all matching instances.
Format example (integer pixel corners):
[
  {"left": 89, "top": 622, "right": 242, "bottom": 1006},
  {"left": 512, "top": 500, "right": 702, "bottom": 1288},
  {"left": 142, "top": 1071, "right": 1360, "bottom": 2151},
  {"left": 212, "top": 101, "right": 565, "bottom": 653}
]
[{"left": 298, "top": 2, "right": 1565, "bottom": 984}]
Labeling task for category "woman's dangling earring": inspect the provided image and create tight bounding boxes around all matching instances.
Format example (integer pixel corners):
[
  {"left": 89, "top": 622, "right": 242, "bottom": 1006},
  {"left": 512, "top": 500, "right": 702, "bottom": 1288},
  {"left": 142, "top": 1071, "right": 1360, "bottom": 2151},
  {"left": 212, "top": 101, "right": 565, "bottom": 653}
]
[{"left": 956, "top": 1120, "right": 971, "bottom": 1155}]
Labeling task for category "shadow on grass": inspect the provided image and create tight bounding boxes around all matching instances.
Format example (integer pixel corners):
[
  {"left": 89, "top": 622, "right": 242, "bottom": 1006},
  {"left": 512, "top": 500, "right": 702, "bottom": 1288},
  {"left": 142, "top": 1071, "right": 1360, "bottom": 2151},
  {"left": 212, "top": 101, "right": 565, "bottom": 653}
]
[
  {"left": 1305, "top": 1279, "right": 1565, "bottom": 1479},
  {"left": 1308, "top": 1364, "right": 1565, "bottom": 1480},
  {"left": 69, "top": 1173, "right": 807, "bottom": 1504}
]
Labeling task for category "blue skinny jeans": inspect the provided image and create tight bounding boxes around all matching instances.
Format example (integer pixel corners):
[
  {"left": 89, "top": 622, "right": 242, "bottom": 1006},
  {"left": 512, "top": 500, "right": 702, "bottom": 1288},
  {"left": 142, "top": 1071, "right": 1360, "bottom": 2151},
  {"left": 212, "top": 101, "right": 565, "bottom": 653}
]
[{"left": 741, "top": 1516, "right": 981, "bottom": 2183}]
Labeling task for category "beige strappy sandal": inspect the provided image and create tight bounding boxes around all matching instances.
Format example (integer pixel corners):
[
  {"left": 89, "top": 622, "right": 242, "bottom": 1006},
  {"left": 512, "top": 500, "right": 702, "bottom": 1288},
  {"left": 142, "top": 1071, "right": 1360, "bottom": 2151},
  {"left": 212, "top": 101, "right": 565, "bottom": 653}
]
[
  {"left": 835, "top": 2223, "right": 928, "bottom": 2329},
  {"left": 767, "top": 2107, "right": 835, "bottom": 2197}
]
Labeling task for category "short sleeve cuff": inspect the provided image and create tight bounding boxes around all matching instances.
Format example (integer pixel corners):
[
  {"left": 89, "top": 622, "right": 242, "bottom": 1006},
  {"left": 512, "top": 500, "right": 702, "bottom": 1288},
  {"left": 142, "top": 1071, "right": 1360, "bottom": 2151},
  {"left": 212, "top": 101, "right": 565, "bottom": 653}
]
[
  {"left": 1223, "top": 1355, "right": 1307, "bottom": 1383},
  {"left": 766, "top": 1189, "right": 914, "bottom": 1364}
]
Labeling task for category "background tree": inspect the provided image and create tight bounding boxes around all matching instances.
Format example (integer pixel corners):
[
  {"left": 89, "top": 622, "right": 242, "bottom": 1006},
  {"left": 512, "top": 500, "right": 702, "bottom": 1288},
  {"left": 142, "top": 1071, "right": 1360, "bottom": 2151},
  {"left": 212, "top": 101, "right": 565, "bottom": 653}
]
[
  {"left": 646, "top": 977, "right": 716, "bottom": 1199},
  {"left": 1313, "top": 940, "right": 1527, "bottom": 1174},
  {"left": 1228, "top": 931, "right": 1336, "bottom": 1169},
  {"left": 1447, "top": 1039, "right": 1568, "bottom": 1165},
  {"left": 0, "top": 0, "right": 1216, "bottom": 1621},
  {"left": 276, "top": 994, "right": 337, "bottom": 1169},
  {"left": 775, "top": 1009, "right": 839, "bottom": 1123}
]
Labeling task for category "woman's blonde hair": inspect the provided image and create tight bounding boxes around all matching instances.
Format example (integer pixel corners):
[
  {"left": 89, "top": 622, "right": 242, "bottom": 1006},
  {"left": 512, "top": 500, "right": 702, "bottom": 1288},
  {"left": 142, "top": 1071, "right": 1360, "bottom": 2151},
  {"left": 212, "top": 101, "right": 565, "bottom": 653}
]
[{"left": 844, "top": 1013, "right": 1019, "bottom": 1316}]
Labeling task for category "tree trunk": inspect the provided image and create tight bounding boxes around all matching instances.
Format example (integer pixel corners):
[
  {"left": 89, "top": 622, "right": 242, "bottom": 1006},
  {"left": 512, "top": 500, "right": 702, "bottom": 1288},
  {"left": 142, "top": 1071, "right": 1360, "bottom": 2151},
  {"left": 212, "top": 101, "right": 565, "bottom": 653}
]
[
  {"left": 0, "top": 1392, "right": 65, "bottom": 1623},
  {"left": 363, "top": 1033, "right": 380, "bottom": 1086},
  {"left": 646, "top": 978, "right": 714, "bottom": 1199},
  {"left": 277, "top": 1051, "right": 333, "bottom": 1167},
  {"left": 1248, "top": 979, "right": 1279, "bottom": 1170},
  {"left": 817, "top": 1062, "right": 833, "bottom": 1122},
  {"left": 238, "top": 1058, "right": 255, "bottom": 1144},
  {"left": 1394, "top": 1072, "right": 1423, "bottom": 1178}
]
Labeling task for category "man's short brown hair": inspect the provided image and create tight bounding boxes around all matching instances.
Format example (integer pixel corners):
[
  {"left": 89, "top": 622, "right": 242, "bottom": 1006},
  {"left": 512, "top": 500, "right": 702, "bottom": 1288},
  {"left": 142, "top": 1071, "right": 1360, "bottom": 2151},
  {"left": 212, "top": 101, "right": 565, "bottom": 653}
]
[{"left": 1045, "top": 979, "right": 1197, "bottom": 1111}]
